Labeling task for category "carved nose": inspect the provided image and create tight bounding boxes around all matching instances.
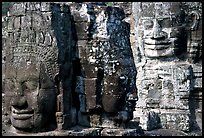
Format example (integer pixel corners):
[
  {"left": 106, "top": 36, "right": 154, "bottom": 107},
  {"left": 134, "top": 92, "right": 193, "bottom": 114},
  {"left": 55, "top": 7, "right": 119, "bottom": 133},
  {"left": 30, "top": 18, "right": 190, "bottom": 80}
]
[
  {"left": 151, "top": 19, "right": 165, "bottom": 39},
  {"left": 11, "top": 95, "right": 28, "bottom": 109}
]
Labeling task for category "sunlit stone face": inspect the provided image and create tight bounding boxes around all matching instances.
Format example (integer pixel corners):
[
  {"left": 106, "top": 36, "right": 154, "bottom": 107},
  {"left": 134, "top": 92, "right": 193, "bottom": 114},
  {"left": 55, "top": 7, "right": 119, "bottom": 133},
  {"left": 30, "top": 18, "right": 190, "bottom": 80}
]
[
  {"left": 138, "top": 2, "right": 186, "bottom": 58},
  {"left": 5, "top": 59, "right": 57, "bottom": 132}
]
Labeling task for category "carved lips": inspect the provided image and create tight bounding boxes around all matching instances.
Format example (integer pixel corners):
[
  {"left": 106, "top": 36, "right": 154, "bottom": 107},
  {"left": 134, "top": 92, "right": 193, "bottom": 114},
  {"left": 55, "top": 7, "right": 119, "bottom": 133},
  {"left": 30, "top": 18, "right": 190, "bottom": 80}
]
[
  {"left": 144, "top": 39, "right": 171, "bottom": 50},
  {"left": 143, "top": 38, "right": 174, "bottom": 58},
  {"left": 11, "top": 107, "right": 34, "bottom": 120}
]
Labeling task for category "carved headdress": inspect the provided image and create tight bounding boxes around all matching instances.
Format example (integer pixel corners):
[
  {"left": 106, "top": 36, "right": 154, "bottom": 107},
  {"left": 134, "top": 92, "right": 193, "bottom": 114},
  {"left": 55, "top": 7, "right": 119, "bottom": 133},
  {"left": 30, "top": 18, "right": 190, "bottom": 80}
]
[{"left": 5, "top": 2, "right": 59, "bottom": 81}]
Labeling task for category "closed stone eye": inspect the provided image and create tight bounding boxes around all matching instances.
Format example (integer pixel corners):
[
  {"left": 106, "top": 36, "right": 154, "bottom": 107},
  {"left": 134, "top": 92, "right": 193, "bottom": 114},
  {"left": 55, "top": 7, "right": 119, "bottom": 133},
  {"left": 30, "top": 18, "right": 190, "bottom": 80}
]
[
  {"left": 143, "top": 20, "right": 154, "bottom": 29},
  {"left": 22, "top": 81, "right": 38, "bottom": 91}
]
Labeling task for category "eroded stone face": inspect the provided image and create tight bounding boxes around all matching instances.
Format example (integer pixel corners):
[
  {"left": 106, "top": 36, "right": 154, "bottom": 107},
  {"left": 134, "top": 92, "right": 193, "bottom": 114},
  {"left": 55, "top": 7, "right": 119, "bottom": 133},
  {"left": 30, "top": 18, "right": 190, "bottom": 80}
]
[
  {"left": 3, "top": 2, "right": 201, "bottom": 136},
  {"left": 3, "top": 2, "right": 62, "bottom": 132},
  {"left": 132, "top": 2, "right": 201, "bottom": 132},
  {"left": 4, "top": 53, "right": 57, "bottom": 132},
  {"left": 137, "top": 2, "right": 187, "bottom": 59},
  {"left": 72, "top": 4, "right": 137, "bottom": 128}
]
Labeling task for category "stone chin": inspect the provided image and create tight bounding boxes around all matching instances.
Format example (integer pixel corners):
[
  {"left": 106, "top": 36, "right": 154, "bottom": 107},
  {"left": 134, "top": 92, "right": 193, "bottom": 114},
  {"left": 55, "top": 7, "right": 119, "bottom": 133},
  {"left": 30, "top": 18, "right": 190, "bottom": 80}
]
[
  {"left": 11, "top": 115, "right": 34, "bottom": 130},
  {"left": 11, "top": 113, "right": 43, "bottom": 132}
]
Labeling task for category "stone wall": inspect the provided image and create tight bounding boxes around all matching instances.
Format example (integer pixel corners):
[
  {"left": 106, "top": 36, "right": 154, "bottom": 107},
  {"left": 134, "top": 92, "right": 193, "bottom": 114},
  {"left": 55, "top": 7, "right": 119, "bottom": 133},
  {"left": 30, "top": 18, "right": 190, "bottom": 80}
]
[
  {"left": 69, "top": 2, "right": 137, "bottom": 128},
  {"left": 2, "top": 2, "right": 202, "bottom": 136}
]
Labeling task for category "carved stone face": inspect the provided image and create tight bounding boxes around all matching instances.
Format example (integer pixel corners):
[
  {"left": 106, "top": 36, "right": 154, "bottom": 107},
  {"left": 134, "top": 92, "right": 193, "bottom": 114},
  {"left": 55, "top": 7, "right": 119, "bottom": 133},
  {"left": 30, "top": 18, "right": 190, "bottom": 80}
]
[
  {"left": 5, "top": 61, "right": 57, "bottom": 132},
  {"left": 138, "top": 2, "right": 186, "bottom": 58}
]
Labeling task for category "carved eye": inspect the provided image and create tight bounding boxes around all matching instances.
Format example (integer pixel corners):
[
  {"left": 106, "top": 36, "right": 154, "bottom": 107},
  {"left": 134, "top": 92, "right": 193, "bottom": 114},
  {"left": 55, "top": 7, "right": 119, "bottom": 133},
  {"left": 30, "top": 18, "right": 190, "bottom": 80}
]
[
  {"left": 170, "top": 28, "right": 180, "bottom": 38},
  {"left": 159, "top": 18, "right": 172, "bottom": 28},
  {"left": 174, "top": 14, "right": 185, "bottom": 26},
  {"left": 23, "top": 80, "right": 38, "bottom": 91},
  {"left": 143, "top": 20, "right": 153, "bottom": 29}
]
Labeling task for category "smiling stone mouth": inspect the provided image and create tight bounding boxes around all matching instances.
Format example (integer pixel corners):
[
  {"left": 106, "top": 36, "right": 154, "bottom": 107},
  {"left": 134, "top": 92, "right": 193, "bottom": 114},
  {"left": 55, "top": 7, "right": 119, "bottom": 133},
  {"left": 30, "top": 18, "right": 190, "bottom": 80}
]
[
  {"left": 12, "top": 113, "right": 33, "bottom": 120},
  {"left": 144, "top": 39, "right": 172, "bottom": 50},
  {"left": 144, "top": 39, "right": 171, "bottom": 45},
  {"left": 144, "top": 44, "right": 171, "bottom": 50},
  {"left": 12, "top": 107, "right": 34, "bottom": 120}
]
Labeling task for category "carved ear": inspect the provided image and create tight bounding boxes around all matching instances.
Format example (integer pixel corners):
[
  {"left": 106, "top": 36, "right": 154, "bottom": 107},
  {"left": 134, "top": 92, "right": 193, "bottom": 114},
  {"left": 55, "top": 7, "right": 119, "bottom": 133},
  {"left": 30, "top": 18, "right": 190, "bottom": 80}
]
[{"left": 189, "top": 11, "right": 200, "bottom": 30}]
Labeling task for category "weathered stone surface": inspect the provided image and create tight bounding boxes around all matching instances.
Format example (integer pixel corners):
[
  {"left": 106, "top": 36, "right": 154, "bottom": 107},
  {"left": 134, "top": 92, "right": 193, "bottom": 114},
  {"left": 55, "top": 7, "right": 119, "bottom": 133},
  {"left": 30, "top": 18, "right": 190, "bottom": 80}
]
[
  {"left": 71, "top": 3, "right": 137, "bottom": 129},
  {"left": 2, "top": 2, "right": 202, "bottom": 136},
  {"left": 101, "top": 128, "right": 144, "bottom": 136},
  {"left": 75, "top": 22, "right": 89, "bottom": 40},
  {"left": 144, "top": 128, "right": 189, "bottom": 136},
  {"left": 3, "top": 2, "right": 77, "bottom": 133},
  {"left": 84, "top": 78, "right": 97, "bottom": 110},
  {"left": 3, "top": 126, "right": 102, "bottom": 136},
  {"left": 132, "top": 2, "right": 202, "bottom": 132},
  {"left": 160, "top": 110, "right": 190, "bottom": 131}
]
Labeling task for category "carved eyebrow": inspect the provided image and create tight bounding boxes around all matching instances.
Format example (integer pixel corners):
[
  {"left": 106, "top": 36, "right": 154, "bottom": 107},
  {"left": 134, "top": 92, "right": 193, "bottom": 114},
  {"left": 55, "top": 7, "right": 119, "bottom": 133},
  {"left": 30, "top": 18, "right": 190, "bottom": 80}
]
[
  {"left": 140, "top": 15, "right": 176, "bottom": 20},
  {"left": 26, "top": 76, "right": 39, "bottom": 81},
  {"left": 140, "top": 17, "right": 155, "bottom": 20},
  {"left": 19, "top": 75, "right": 39, "bottom": 83}
]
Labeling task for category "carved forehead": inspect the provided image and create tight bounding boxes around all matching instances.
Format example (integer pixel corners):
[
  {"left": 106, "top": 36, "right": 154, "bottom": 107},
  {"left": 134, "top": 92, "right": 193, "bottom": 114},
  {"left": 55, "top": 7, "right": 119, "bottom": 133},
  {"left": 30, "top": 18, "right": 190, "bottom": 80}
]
[
  {"left": 141, "top": 2, "right": 182, "bottom": 17},
  {"left": 5, "top": 62, "right": 40, "bottom": 80},
  {"left": 6, "top": 45, "right": 57, "bottom": 69},
  {"left": 6, "top": 43, "right": 59, "bottom": 81}
]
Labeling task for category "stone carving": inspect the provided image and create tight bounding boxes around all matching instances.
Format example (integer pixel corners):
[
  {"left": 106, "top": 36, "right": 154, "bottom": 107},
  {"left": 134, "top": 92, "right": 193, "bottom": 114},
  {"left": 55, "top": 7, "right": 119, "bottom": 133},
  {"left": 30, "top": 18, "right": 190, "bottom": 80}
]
[
  {"left": 184, "top": 2, "right": 202, "bottom": 64},
  {"left": 5, "top": 40, "right": 59, "bottom": 133},
  {"left": 3, "top": 2, "right": 76, "bottom": 133},
  {"left": 2, "top": 2, "right": 202, "bottom": 136},
  {"left": 132, "top": 2, "right": 202, "bottom": 132},
  {"left": 183, "top": 2, "right": 202, "bottom": 132},
  {"left": 73, "top": 4, "right": 138, "bottom": 129},
  {"left": 135, "top": 2, "right": 188, "bottom": 61},
  {"left": 2, "top": 2, "right": 143, "bottom": 136}
]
